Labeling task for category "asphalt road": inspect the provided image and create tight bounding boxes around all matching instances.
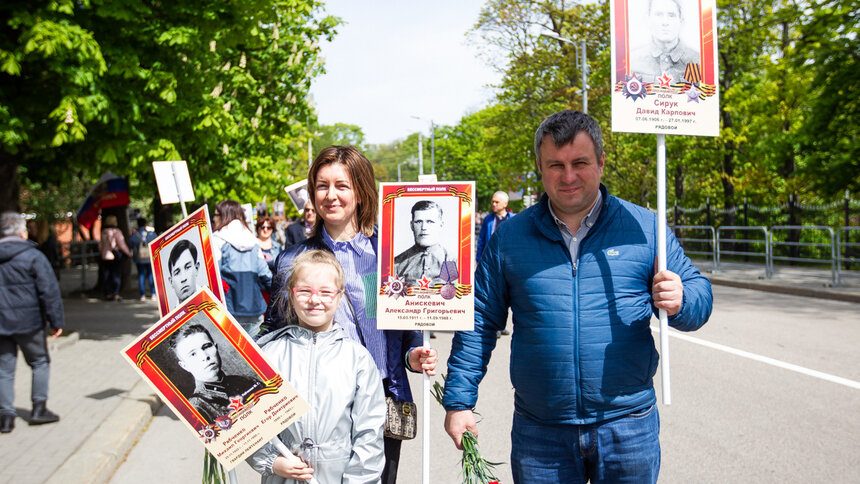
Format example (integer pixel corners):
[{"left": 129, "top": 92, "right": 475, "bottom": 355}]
[{"left": 109, "top": 285, "right": 860, "bottom": 483}]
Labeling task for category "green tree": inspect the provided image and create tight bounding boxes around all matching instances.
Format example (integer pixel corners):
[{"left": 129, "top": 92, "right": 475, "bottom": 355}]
[
  {"left": 794, "top": 0, "right": 859, "bottom": 196},
  {"left": 1, "top": 0, "right": 339, "bottom": 215},
  {"left": 315, "top": 122, "right": 366, "bottom": 150},
  {"left": 433, "top": 106, "right": 513, "bottom": 210},
  {"left": 365, "top": 134, "right": 422, "bottom": 183},
  {"left": 464, "top": 0, "right": 858, "bottom": 215}
]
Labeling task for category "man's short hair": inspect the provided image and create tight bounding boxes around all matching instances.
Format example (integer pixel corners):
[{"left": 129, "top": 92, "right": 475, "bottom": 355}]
[
  {"left": 167, "top": 323, "right": 212, "bottom": 355},
  {"left": 534, "top": 110, "right": 604, "bottom": 166},
  {"left": 410, "top": 200, "right": 443, "bottom": 220},
  {"left": 648, "top": 0, "right": 683, "bottom": 19},
  {"left": 137, "top": 217, "right": 147, "bottom": 228},
  {"left": 0, "top": 212, "right": 26, "bottom": 237},
  {"left": 493, "top": 191, "right": 509, "bottom": 203},
  {"left": 168, "top": 240, "right": 199, "bottom": 272}
]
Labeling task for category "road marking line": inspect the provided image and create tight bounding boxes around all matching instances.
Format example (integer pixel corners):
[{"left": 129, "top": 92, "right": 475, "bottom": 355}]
[{"left": 650, "top": 326, "right": 860, "bottom": 390}]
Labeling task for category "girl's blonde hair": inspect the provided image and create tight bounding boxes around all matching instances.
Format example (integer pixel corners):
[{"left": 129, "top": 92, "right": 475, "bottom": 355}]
[{"left": 273, "top": 250, "right": 345, "bottom": 325}]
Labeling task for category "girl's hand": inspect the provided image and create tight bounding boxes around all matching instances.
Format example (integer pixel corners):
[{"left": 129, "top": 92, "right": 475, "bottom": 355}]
[
  {"left": 272, "top": 454, "right": 315, "bottom": 481},
  {"left": 408, "top": 347, "right": 438, "bottom": 376}
]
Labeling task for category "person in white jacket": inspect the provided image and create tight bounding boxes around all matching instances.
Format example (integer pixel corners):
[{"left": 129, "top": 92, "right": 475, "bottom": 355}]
[{"left": 248, "top": 250, "right": 385, "bottom": 483}]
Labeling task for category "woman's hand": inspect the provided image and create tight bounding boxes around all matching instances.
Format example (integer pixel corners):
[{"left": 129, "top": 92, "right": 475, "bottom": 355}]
[
  {"left": 272, "top": 454, "right": 315, "bottom": 481},
  {"left": 408, "top": 346, "right": 438, "bottom": 376}
]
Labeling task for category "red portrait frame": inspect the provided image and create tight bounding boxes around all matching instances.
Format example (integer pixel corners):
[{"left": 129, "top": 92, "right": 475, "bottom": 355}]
[
  {"left": 122, "top": 288, "right": 307, "bottom": 469},
  {"left": 149, "top": 206, "right": 223, "bottom": 316},
  {"left": 376, "top": 182, "right": 476, "bottom": 331}
]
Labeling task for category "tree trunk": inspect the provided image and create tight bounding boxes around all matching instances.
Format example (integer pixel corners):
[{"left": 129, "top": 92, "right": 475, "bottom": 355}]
[
  {"left": 674, "top": 164, "right": 685, "bottom": 201},
  {"left": 0, "top": 151, "right": 20, "bottom": 212},
  {"left": 153, "top": 195, "right": 175, "bottom": 234},
  {"left": 673, "top": 164, "right": 685, "bottom": 226}
]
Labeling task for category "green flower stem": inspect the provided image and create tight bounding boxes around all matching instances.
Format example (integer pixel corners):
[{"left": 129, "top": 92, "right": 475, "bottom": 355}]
[{"left": 432, "top": 376, "right": 503, "bottom": 484}]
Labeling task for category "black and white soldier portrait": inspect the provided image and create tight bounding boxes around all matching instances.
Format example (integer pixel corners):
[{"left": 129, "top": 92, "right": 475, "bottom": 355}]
[
  {"left": 162, "top": 237, "right": 206, "bottom": 308},
  {"left": 151, "top": 318, "right": 264, "bottom": 424},
  {"left": 393, "top": 199, "right": 459, "bottom": 287},
  {"left": 629, "top": 0, "right": 701, "bottom": 84}
]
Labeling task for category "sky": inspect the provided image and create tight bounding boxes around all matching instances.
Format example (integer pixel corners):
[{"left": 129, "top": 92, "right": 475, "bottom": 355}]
[{"left": 309, "top": 0, "right": 502, "bottom": 145}]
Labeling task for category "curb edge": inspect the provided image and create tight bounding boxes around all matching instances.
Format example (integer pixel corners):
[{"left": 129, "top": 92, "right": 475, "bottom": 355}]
[{"left": 44, "top": 378, "right": 163, "bottom": 484}]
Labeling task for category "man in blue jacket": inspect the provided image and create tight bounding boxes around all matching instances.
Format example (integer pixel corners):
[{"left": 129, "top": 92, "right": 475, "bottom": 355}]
[
  {"left": 0, "top": 212, "right": 65, "bottom": 433},
  {"left": 442, "top": 110, "right": 713, "bottom": 483},
  {"left": 476, "top": 191, "right": 515, "bottom": 263}
]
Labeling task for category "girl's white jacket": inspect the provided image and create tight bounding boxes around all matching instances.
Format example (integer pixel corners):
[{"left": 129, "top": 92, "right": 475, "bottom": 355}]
[{"left": 247, "top": 324, "right": 385, "bottom": 484}]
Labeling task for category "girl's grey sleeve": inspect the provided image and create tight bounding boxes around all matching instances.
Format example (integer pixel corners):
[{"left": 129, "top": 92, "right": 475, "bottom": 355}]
[
  {"left": 246, "top": 439, "right": 280, "bottom": 477},
  {"left": 342, "top": 351, "right": 386, "bottom": 483}
]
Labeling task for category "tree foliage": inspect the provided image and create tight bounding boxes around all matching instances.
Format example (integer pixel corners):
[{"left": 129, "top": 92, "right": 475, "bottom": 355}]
[
  {"left": 316, "top": 122, "right": 367, "bottom": 151},
  {"left": 435, "top": 0, "right": 858, "bottom": 214},
  {"left": 793, "top": 0, "right": 859, "bottom": 196},
  {"left": 2, "top": 0, "right": 339, "bottom": 215}
]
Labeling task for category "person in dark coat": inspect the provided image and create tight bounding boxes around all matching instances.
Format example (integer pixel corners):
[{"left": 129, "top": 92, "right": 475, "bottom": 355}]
[
  {"left": 0, "top": 212, "right": 65, "bottom": 433},
  {"left": 284, "top": 201, "right": 316, "bottom": 248}
]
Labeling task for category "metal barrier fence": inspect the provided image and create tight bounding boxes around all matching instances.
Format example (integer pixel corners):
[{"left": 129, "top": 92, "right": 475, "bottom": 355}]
[
  {"left": 671, "top": 225, "right": 716, "bottom": 269},
  {"left": 836, "top": 227, "right": 860, "bottom": 285},
  {"left": 716, "top": 226, "right": 771, "bottom": 278},
  {"left": 69, "top": 241, "right": 101, "bottom": 292},
  {"left": 768, "top": 225, "right": 835, "bottom": 285},
  {"left": 670, "top": 224, "right": 860, "bottom": 285}
]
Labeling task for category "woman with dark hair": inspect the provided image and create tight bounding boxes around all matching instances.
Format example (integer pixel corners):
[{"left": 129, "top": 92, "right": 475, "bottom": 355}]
[
  {"left": 265, "top": 146, "right": 437, "bottom": 483},
  {"left": 255, "top": 216, "right": 282, "bottom": 272},
  {"left": 99, "top": 215, "right": 131, "bottom": 301},
  {"left": 212, "top": 200, "right": 272, "bottom": 337}
]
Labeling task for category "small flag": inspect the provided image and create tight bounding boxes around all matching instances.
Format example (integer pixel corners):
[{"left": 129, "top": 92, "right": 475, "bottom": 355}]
[{"left": 76, "top": 172, "right": 130, "bottom": 228}]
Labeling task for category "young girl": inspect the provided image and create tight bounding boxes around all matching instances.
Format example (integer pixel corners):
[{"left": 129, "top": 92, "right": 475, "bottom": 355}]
[{"left": 248, "top": 250, "right": 385, "bottom": 483}]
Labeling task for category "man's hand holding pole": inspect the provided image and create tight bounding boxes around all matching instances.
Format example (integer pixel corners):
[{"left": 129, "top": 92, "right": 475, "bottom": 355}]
[{"left": 652, "top": 269, "right": 683, "bottom": 316}]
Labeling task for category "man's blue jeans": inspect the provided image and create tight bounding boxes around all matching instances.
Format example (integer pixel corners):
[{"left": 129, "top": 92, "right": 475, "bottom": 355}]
[
  {"left": 511, "top": 405, "right": 660, "bottom": 484},
  {"left": 136, "top": 262, "right": 154, "bottom": 297},
  {"left": 0, "top": 329, "right": 51, "bottom": 416}
]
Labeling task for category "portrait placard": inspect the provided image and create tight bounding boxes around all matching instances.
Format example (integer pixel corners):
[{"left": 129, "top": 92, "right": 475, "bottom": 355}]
[
  {"left": 150, "top": 206, "right": 223, "bottom": 316},
  {"left": 377, "top": 182, "right": 475, "bottom": 331},
  {"left": 272, "top": 201, "right": 286, "bottom": 219},
  {"left": 152, "top": 160, "right": 195, "bottom": 204},
  {"left": 284, "top": 180, "right": 310, "bottom": 213},
  {"left": 610, "top": 0, "right": 719, "bottom": 136},
  {"left": 121, "top": 288, "right": 308, "bottom": 470},
  {"left": 242, "top": 203, "right": 254, "bottom": 227}
]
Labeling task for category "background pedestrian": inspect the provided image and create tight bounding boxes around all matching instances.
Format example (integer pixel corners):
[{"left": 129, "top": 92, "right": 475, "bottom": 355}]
[
  {"left": 213, "top": 200, "right": 272, "bottom": 337},
  {"left": 129, "top": 217, "right": 157, "bottom": 300},
  {"left": 99, "top": 214, "right": 131, "bottom": 301},
  {"left": 0, "top": 212, "right": 65, "bottom": 433}
]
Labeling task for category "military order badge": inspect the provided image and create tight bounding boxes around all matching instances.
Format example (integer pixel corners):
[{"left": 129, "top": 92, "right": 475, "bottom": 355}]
[
  {"left": 121, "top": 288, "right": 309, "bottom": 470},
  {"left": 610, "top": 0, "right": 719, "bottom": 136},
  {"left": 377, "top": 182, "right": 475, "bottom": 331}
]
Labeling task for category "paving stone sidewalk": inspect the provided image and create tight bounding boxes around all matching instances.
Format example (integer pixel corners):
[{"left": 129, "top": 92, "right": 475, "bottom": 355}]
[{"left": 0, "top": 267, "right": 162, "bottom": 484}]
